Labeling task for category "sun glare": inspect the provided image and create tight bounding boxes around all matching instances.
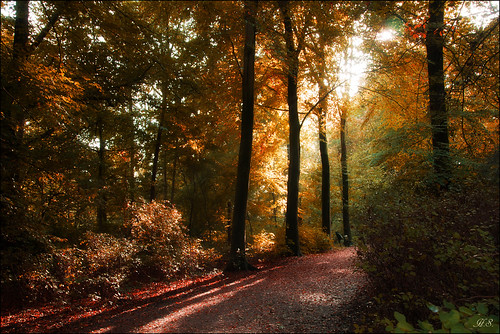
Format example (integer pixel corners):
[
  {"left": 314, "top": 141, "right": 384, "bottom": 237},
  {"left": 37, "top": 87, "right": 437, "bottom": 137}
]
[
  {"left": 377, "top": 29, "right": 396, "bottom": 42},
  {"left": 336, "top": 36, "right": 369, "bottom": 99},
  {"left": 459, "top": 0, "right": 499, "bottom": 29}
]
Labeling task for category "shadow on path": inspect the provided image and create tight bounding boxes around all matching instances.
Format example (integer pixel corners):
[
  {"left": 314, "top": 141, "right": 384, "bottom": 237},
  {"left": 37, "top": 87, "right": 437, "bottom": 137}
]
[{"left": 2, "top": 248, "right": 370, "bottom": 333}]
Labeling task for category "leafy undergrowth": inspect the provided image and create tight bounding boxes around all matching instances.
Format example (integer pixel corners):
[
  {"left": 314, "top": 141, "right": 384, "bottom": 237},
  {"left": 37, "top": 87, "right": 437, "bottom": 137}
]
[
  {"left": 0, "top": 269, "right": 224, "bottom": 333},
  {"left": 353, "top": 178, "right": 500, "bottom": 332}
]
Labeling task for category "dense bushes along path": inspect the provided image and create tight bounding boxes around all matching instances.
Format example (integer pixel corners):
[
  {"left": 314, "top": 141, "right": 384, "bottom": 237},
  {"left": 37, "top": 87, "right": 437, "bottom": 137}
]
[{"left": 2, "top": 248, "right": 371, "bottom": 333}]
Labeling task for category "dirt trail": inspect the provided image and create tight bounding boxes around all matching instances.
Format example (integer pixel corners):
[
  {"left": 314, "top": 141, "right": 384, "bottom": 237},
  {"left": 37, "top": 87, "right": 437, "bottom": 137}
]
[{"left": 2, "top": 248, "right": 371, "bottom": 333}]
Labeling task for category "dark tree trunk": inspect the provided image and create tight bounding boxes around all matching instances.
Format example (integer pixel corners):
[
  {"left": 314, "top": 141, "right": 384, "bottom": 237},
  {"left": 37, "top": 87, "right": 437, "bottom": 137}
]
[
  {"left": 163, "top": 148, "right": 168, "bottom": 201},
  {"left": 319, "top": 108, "right": 331, "bottom": 235},
  {"left": 150, "top": 84, "right": 167, "bottom": 202},
  {"left": 226, "top": 200, "right": 232, "bottom": 244},
  {"left": 318, "top": 74, "right": 331, "bottom": 235},
  {"left": 1, "top": 0, "right": 30, "bottom": 198},
  {"left": 97, "top": 115, "right": 107, "bottom": 232},
  {"left": 170, "top": 150, "right": 177, "bottom": 203},
  {"left": 12, "top": 1, "right": 30, "bottom": 64},
  {"left": 279, "top": 0, "right": 301, "bottom": 256},
  {"left": 127, "top": 91, "right": 136, "bottom": 202},
  {"left": 426, "top": 0, "right": 450, "bottom": 189},
  {"left": 226, "top": 0, "right": 258, "bottom": 271},
  {"left": 340, "top": 107, "right": 351, "bottom": 246}
]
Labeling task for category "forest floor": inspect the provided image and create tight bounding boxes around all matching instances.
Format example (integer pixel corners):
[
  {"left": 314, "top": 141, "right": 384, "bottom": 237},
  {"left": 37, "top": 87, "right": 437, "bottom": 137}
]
[{"left": 1, "top": 247, "right": 374, "bottom": 333}]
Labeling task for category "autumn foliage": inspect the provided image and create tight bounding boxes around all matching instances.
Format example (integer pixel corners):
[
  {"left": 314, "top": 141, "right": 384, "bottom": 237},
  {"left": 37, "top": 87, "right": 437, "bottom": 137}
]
[
  {"left": 1, "top": 201, "right": 217, "bottom": 309},
  {"left": 0, "top": 1, "right": 498, "bottom": 330}
]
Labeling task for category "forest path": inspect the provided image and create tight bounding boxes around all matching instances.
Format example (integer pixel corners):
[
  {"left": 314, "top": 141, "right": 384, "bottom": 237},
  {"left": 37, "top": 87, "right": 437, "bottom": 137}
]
[
  {"left": 82, "top": 248, "right": 368, "bottom": 333},
  {"left": 2, "top": 248, "right": 371, "bottom": 333}
]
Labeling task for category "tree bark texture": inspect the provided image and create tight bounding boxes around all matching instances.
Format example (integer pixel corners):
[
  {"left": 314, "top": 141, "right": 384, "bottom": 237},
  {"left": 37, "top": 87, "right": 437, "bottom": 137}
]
[
  {"left": 279, "top": 0, "right": 302, "bottom": 256},
  {"left": 1, "top": 0, "right": 30, "bottom": 198},
  {"left": 97, "top": 115, "right": 107, "bottom": 232},
  {"left": 340, "top": 107, "right": 351, "bottom": 246},
  {"left": 319, "top": 108, "right": 331, "bottom": 236},
  {"left": 170, "top": 150, "right": 177, "bottom": 203},
  {"left": 426, "top": 0, "right": 450, "bottom": 188},
  {"left": 149, "top": 83, "right": 167, "bottom": 202},
  {"left": 318, "top": 78, "right": 331, "bottom": 236},
  {"left": 227, "top": 0, "right": 258, "bottom": 271}
]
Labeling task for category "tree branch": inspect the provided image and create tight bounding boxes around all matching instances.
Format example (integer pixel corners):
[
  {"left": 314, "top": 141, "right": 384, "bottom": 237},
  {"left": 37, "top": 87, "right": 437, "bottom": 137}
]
[
  {"left": 227, "top": 30, "right": 243, "bottom": 79},
  {"left": 29, "top": 5, "right": 65, "bottom": 53},
  {"left": 256, "top": 104, "right": 288, "bottom": 112},
  {"left": 299, "top": 80, "right": 346, "bottom": 129}
]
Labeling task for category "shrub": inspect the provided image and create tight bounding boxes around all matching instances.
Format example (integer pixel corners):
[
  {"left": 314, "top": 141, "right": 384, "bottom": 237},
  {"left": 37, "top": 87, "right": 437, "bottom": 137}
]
[
  {"left": 248, "top": 231, "right": 277, "bottom": 257},
  {"left": 5, "top": 201, "right": 220, "bottom": 307},
  {"left": 354, "top": 180, "right": 499, "bottom": 326},
  {"left": 270, "top": 223, "right": 333, "bottom": 257},
  {"left": 125, "top": 201, "right": 217, "bottom": 281},
  {"left": 385, "top": 299, "right": 499, "bottom": 333},
  {"left": 299, "top": 224, "right": 333, "bottom": 254}
]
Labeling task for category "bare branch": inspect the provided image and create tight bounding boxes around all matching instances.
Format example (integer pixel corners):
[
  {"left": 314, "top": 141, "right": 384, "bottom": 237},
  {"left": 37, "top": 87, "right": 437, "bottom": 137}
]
[
  {"left": 29, "top": 5, "right": 64, "bottom": 53},
  {"left": 299, "top": 80, "right": 346, "bottom": 129}
]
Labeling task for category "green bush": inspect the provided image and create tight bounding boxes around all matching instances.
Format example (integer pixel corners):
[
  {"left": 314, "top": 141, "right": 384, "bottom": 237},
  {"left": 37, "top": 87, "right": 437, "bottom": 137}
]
[
  {"left": 385, "top": 300, "right": 499, "bottom": 333},
  {"left": 354, "top": 180, "right": 499, "bottom": 326}
]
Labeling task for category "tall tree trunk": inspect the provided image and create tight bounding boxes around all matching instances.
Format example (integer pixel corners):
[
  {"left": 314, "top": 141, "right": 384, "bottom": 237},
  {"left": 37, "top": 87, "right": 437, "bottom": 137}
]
[
  {"left": 340, "top": 105, "right": 351, "bottom": 246},
  {"left": 127, "top": 90, "right": 136, "bottom": 202},
  {"left": 150, "top": 83, "right": 167, "bottom": 202},
  {"left": 1, "top": 0, "right": 30, "bottom": 199},
  {"left": 163, "top": 148, "right": 168, "bottom": 201},
  {"left": 318, "top": 78, "right": 331, "bottom": 236},
  {"left": 227, "top": 0, "right": 258, "bottom": 271},
  {"left": 170, "top": 149, "right": 177, "bottom": 203},
  {"left": 279, "top": 0, "right": 301, "bottom": 256},
  {"left": 97, "top": 115, "right": 107, "bottom": 232},
  {"left": 426, "top": 0, "right": 450, "bottom": 189},
  {"left": 319, "top": 108, "right": 331, "bottom": 235}
]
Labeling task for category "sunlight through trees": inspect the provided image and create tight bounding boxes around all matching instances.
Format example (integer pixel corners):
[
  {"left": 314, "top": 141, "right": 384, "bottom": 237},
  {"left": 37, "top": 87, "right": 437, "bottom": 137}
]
[{"left": 1, "top": 2, "right": 498, "bottom": 328}]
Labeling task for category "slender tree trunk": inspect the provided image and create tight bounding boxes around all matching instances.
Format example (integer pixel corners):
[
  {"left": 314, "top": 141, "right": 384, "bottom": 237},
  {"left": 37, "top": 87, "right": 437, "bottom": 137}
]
[
  {"left": 272, "top": 192, "right": 277, "bottom": 223},
  {"left": 163, "top": 148, "right": 168, "bottom": 201},
  {"left": 150, "top": 83, "right": 167, "bottom": 202},
  {"left": 426, "top": 0, "right": 450, "bottom": 189},
  {"left": 279, "top": 0, "right": 301, "bottom": 256},
  {"left": 170, "top": 150, "right": 177, "bottom": 203},
  {"left": 319, "top": 108, "right": 331, "bottom": 235},
  {"left": 340, "top": 106, "right": 351, "bottom": 246},
  {"left": 317, "top": 74, "right": 331, "bottom": 235},
  {"left": 226, "top": 200, "right": 232, "bottom": 244},
  {"left": 97, "top": 115, "right": 107, "bottom": 232},
  {"left": 227, "top": 0, "right": 258, "bottom": 271},
  {"left": 127, "top": 90, "right": 136, "bottom": 202}
]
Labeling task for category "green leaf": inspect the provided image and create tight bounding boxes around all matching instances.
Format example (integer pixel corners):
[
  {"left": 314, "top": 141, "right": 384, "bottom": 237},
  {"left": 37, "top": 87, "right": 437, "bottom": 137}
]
[
  {"left": 428, "top": 302, "right": 440, "bottom": 313},
  {"left": 443, "top": 300, "right": 456, "bottom": 310},
  {"left": 418, "top": 320, "right": 434, "bottom": 331},
  {"left": 396, "top": 321, "right": 415, "bottom": 332},
  {"left": 458, "top": 306, "right": 474, "bottom": 316},
  {"left": 450, "top": 323, "right": 471, "bottom": 333},
  {"left": 440, "top": 309, "right": 460, "bottom": 329},
  {"left": 395, "top": 311, "right": 407, "bottom": 323},
  {"left": 384, "top": 317, "right": 395, "bottom": 331},
  {"left": 476, "top": 303, "right": 488, "bottom": 315},
  {"left": 464, "top": 314, "right": 482, "bottom": 329},
  {"left": 477, "top": 324, "right": 499, "bottom": 333}
]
